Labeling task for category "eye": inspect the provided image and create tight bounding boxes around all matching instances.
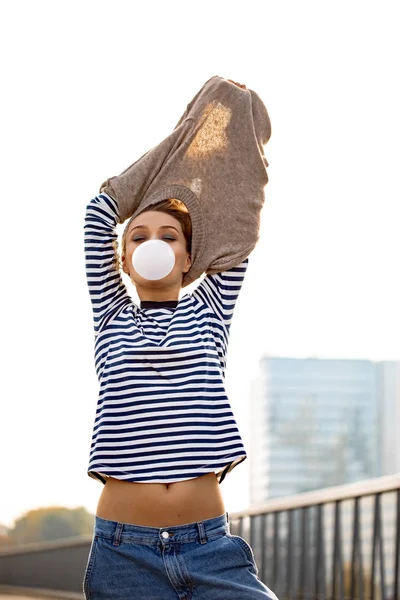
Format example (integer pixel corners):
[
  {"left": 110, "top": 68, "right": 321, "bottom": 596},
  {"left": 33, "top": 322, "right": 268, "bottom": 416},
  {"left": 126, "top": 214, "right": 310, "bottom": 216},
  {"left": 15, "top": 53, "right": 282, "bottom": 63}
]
[
  {"left": 132, "top": 236, "right": 146, "bottom": 242},
  {"left": 163, "top": 235, "right": 176, "bottom": 241}
]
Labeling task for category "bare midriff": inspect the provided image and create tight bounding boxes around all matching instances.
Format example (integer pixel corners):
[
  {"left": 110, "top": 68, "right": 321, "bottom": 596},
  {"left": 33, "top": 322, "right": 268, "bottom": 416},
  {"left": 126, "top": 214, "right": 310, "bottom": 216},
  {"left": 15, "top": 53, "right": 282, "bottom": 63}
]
[{"left": 95, "top": 471, "right": 226, "bottom": 527}]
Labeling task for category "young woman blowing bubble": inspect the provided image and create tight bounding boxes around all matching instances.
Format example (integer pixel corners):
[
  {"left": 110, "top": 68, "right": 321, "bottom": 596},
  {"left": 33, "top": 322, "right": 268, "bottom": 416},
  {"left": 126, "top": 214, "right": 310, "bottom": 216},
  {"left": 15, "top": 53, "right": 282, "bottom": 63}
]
[{"left": 83, "top": 77, "right": 277, "bottom": 599}]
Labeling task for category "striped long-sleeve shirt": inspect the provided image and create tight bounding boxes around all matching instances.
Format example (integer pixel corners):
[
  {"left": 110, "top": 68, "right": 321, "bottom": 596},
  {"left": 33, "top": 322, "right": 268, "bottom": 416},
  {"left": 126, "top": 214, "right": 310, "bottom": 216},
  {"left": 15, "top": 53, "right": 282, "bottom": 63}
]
[{"left": 85, "top": 193, "right": 248, "bottom": 485}]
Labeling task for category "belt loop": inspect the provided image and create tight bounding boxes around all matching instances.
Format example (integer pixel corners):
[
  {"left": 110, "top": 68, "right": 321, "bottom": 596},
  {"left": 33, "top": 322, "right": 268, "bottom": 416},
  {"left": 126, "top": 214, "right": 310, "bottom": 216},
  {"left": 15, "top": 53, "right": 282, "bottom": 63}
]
[
  {"left": 197, "top": 521, "right": 207, "bottom": 545},
  {"left": 113, "top": 522, "right": 123, "bottom": 547}
]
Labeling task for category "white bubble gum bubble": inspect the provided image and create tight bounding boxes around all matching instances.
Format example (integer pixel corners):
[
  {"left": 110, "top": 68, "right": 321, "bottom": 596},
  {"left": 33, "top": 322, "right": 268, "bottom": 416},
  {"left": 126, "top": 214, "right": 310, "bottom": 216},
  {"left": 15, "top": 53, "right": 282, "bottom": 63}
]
[{"left": 132, "top": 240, "right": 175, "bottom": 281}]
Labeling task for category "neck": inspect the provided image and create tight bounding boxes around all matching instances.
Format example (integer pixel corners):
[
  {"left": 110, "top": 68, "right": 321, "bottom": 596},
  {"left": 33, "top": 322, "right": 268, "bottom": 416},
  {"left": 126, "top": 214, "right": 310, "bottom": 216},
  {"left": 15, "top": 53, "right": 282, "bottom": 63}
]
[{"left": 135, "top": 281, "right": 181, "bottom": 302}]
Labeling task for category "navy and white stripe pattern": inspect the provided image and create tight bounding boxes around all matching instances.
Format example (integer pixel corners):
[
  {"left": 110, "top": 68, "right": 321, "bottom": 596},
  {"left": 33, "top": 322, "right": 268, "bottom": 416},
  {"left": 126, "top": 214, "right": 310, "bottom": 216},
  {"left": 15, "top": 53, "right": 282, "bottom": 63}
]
[{"left": 85, "top": 194, "right": 248, "bottom": 485}]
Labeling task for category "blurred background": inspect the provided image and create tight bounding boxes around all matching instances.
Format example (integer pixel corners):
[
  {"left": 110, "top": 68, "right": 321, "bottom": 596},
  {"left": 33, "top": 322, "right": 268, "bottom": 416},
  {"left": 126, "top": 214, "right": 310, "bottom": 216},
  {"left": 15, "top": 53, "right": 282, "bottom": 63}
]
[{"left": 0, "top": 1, "right": 399, "bottom": 596}]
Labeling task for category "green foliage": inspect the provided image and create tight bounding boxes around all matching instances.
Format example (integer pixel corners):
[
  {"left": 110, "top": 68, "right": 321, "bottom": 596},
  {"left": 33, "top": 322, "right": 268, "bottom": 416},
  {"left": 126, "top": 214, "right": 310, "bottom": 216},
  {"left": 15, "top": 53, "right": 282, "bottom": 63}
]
[
  {"left": 7, "top": 506, "right": 95, "bottom": 545},
  {"left": 0, "top": 533, "right": 11, "bottom": 548}
]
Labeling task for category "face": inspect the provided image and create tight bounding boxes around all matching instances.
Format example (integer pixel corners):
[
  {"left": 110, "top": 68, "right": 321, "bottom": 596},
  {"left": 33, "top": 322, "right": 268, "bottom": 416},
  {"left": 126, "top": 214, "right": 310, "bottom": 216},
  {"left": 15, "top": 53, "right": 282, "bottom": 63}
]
[{"left": 122, "top": 211, "right": 191, "bottom": 289}]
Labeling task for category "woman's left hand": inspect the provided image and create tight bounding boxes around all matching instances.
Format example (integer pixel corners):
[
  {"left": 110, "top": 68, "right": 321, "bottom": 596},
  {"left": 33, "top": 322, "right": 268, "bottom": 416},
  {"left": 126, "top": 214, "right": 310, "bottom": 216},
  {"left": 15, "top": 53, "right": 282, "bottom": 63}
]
[{"left": 227, "top": 79, "right": 247, "bottom": 89}]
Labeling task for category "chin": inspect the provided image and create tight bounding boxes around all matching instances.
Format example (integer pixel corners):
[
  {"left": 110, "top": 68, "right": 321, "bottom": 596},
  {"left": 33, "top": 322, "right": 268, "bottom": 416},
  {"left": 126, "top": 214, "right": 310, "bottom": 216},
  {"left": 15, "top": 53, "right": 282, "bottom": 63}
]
[{"left": 132, "top": 275, "right": 177, "bottom": 289}]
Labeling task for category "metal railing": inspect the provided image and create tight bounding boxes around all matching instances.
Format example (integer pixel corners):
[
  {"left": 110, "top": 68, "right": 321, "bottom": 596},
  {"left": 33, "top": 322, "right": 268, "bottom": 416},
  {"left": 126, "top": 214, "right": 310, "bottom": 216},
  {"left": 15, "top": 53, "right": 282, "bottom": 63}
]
[
  {"left": 228, "top": 474, "right": 400, "bottom": 600},
  {"left": 0, "top": 474, "right": 399, "bottom": 599}
]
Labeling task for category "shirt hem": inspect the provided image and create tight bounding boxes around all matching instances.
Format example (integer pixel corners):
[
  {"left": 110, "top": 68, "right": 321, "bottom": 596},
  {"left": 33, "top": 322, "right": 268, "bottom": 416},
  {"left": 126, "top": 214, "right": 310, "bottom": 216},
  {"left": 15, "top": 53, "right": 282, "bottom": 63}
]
[{"left": 87, "top": 455, "right": 247, "bottom": 486}]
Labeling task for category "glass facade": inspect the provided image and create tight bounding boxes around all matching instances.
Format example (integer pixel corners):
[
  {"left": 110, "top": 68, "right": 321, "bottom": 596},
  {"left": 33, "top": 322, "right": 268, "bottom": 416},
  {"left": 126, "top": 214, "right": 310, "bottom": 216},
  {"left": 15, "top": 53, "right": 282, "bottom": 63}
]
[{"left": 249, "top": 357, "right": 399, "bottom": 503}]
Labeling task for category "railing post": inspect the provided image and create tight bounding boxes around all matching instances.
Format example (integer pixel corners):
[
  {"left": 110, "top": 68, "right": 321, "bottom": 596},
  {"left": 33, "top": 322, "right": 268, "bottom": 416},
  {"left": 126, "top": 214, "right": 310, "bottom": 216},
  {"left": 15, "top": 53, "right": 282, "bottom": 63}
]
[
  {"left": 272, "top": 512, "right": 280, "bottom": 590},
  {"left": 286, "top": 509, "right": 294, "bottom": 600},
  {"left": 393, "top": 490, "right": 400, "bottom": 598},
  {"left": 350, "top": 496, "right": 364, "bottom": 600},
  {"left": 315, "top": 503, "right": 326, "bottom": 600},
  {"left": 299, "top": 506, "right": 309, "bottom": 599},
  {"left": 394, "top": 489, "right": 400, "bottom": 600},
  {"left": 260, "top": 513, "right": 268, "bottom": 587},
  {"left": 332, "top": 500, "right": 344, "bottom": 600},
  {"left": 371, "top": 493, "right": 386, "bottom": 600}
]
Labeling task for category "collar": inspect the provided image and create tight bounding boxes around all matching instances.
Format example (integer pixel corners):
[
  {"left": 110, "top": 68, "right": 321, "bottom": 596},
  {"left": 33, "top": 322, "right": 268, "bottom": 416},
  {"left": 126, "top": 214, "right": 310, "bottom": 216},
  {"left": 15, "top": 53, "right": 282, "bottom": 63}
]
[{"left": 140, "top": 300, "right": 179, "bottom": 309}]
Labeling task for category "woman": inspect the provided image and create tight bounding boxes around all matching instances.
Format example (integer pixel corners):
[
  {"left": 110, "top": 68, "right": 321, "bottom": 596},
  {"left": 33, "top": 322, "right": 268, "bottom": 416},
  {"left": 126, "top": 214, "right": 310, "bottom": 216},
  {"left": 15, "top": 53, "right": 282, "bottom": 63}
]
[{"left": 83, "top": 81, "right": 277, "bottom": 600}]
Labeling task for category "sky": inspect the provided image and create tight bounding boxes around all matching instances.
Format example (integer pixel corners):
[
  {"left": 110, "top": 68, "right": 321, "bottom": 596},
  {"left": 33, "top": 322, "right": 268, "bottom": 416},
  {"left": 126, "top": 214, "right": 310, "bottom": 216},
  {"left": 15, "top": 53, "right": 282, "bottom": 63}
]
[{"left": 0, "top": 0, "right": 399, "bottom": 529}]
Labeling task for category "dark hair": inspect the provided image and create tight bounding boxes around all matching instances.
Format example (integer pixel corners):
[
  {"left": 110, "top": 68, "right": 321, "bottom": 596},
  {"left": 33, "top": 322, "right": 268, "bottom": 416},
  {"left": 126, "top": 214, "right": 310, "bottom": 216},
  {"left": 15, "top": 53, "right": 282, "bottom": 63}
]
[{"left": 121, "top": 198, "right": 192, "bottom": 257}]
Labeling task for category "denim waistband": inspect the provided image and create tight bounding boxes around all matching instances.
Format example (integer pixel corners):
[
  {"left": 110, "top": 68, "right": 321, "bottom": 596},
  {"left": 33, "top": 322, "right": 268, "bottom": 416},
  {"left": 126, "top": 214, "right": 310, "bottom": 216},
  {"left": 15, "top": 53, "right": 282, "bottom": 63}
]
[{"left": 94, "top": 512, "right": 230, "bottom": 546}]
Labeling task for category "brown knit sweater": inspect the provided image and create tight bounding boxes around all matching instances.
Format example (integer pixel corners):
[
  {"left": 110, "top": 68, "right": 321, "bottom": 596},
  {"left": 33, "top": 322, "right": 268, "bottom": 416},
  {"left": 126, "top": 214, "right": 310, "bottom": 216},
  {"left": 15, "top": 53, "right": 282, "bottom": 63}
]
[{"left": 100, "top": 75, "right": 271, "bottom": 287}]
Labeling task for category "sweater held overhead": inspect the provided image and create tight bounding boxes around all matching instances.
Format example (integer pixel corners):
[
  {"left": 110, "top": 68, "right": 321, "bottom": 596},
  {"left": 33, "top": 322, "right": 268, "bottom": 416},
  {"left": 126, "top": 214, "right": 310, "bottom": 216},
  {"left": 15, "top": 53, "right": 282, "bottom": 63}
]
[{"left": 100, "top": 75, "right": 271, "bottom": 286}]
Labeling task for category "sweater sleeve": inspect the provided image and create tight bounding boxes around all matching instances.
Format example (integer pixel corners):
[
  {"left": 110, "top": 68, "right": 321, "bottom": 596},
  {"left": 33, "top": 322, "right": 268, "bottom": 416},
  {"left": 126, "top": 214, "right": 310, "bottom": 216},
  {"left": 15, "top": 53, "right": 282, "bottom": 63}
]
[
  {"left": 84, "top": 193, "right": 132, "bottom": 336},
  {"left": 191, "top": 259, "right": 248, "bottom": 330}
]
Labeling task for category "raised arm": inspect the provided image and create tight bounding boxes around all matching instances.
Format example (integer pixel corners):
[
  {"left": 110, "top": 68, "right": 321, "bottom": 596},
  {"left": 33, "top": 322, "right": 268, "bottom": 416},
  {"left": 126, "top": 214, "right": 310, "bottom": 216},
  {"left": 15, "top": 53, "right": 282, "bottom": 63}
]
[
  {"left": 84, "top": 193, "right": 132, "bottom": 336},
  {"left": 191, "top": 259, "right": 249, "bottom": 331}
]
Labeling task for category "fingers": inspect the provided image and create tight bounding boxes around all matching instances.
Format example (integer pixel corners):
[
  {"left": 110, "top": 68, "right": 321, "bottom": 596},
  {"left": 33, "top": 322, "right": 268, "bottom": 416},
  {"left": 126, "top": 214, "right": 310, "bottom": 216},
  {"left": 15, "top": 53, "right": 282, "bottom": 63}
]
[{"left": 227, "top": 79, "right": 247, "bottom": 89}]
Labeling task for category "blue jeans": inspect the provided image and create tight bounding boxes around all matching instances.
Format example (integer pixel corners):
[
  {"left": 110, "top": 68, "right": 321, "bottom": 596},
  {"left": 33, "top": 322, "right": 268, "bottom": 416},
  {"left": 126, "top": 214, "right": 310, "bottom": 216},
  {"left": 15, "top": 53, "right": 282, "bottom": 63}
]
[{"left": 83, "top": 512, "right": 278, "bottom": 599}]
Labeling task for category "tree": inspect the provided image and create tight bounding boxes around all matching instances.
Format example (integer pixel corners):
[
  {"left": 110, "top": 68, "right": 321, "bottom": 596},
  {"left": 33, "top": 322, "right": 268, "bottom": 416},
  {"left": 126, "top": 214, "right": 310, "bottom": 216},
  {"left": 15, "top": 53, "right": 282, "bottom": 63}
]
[
  {"left": 7, "top": 506, "right": 95, "bottom": 545},
  {"left": 0, "top": 532, "right": 12, "bottom": 548}
]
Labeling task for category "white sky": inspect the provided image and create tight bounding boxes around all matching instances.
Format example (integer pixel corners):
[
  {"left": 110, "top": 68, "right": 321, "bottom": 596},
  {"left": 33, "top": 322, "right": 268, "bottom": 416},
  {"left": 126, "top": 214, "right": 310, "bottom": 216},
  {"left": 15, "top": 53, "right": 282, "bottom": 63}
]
[{"left": 0, "top": 0, "right": 399, "bottom": 529}]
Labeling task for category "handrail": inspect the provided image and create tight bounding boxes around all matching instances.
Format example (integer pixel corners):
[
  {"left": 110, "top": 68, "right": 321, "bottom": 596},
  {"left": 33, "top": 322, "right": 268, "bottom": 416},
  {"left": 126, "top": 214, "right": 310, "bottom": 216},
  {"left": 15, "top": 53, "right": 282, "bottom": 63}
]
[
  {"left": 229, "top": 473, "right": 400, "bottom": 518},
  {"left": 0, "top": 534, "right": 93, "bottom": 556}
]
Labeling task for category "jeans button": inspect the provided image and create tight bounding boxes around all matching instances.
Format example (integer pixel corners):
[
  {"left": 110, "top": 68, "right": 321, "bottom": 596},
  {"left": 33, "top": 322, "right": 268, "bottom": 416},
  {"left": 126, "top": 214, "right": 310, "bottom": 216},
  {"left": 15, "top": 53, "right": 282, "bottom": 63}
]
[{"left": 161, "top": 531, "right": 169, "bottom": 539}]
